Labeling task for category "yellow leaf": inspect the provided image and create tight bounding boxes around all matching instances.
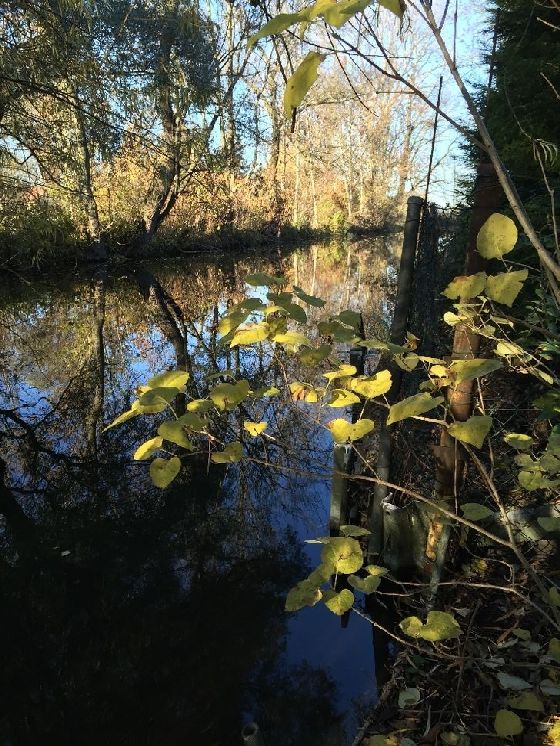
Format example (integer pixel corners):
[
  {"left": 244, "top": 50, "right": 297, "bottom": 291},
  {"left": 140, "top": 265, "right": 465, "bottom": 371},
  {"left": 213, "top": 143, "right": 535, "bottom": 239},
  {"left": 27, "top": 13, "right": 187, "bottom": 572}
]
[
  {"left": 379, "top": 0, "right": 405, "bottom": 17},
  {"left": 442, "top": 272, "right": 487, "bottom": 300},
  {"left": 248, "top": 12, "right": 305, "bottom": 48},
  {"left": 133, "top": 436, "right": 163, "bottom": 461},
  {"left": 158, "top": 420, "right": 196, "bottom": 449},
  {"left": 146, "top": 370, "right": 189, "bottom": 389},
  {"left": 211, "top": 441, "right": 243, "bottom": 464},
  {"left": 283, "top": 52, "right": 326, "bottom": 119},
  {"left": 387, "top": 393, "right": 444, "bottom": 425},
  {"left": 494, "top": 710, "right": 523, "bottom": 737},
  {"left": 272, "top": 331, "right": 310, "bottom": 348},
  {"left": 209, "top": 380, "right": 250, "bottom": 411},
  {"left": 507, "top": 692, "right": 544, "bottom": 712},
  {"left": 323, "top": 363, "right": 358, "bottom": 381},
  {"left": 149, "top": 456, "right": 181, "bottom": 488},
  {"left": 449, "top": 358, "right": 502, "bottom": 384},
  {"left": 448, "top": 415, "right": 492, "bottom": 448},
  {"left": 327, "top": 418, "right": 375, "bottom": 442},
  {"left": 400, "top": 611, "right": 461, "bottom": 641},
  {"left": 351, "top": 369, "right": 392, "bottom": 398},
  {"left": 322, "top": 0, "right": 373, "bottom": 27},
  {"left": 230, "top": 322, "right": 270, "bottom": 347},
  {"left": 477, "top": 213, "right": 518, "bottom": 259},
  {"left": 485, "top": 270, "right": 528, "bottom": 307},
  {"left": 321, "top": 537, "right": 363, "bottom": 573},
  {"left": 323, "top": 588, "right": 354, "bottom": 614},
  {"left": 243, "top": 421, "right": 267, "bottom": 437}
]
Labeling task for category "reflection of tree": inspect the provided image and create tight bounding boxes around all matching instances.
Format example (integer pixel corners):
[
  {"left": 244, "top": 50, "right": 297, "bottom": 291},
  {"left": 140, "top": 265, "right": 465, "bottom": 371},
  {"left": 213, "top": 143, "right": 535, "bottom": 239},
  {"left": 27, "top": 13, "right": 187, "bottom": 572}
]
[{"left": 252, "top": 662, "right": 344, "bottom": 746}]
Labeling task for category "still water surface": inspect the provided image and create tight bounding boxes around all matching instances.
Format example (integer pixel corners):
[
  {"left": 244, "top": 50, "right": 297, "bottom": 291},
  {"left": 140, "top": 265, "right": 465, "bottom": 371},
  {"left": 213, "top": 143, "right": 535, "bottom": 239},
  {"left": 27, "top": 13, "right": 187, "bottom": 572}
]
[{"left": 0, "top": 238, "right": 397, "bottom": 746}]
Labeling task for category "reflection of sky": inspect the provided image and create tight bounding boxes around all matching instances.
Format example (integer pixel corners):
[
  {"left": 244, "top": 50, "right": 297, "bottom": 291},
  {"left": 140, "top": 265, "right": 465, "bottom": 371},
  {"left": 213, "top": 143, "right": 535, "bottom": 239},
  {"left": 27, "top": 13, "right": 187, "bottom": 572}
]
[{"left": 0, "top": 241, "right": 395, "bottom": 743}]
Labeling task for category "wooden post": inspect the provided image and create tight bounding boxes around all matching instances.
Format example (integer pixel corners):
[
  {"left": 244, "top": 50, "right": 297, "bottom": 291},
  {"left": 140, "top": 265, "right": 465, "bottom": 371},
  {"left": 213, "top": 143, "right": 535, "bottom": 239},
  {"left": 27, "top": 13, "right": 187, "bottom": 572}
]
[{"left": 367, "top": 195, "right": 423, "bottom": 557}]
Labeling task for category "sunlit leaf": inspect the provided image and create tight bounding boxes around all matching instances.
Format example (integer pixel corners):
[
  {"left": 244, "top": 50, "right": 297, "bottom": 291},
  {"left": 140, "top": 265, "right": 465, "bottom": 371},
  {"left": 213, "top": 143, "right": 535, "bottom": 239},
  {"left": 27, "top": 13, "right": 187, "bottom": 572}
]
[
  {"left": 322, "top": 0, "right": 373, "bottom": 27},
  {"left": 138, "top": 386, "right": 180, "bottom": 407},
  {"left": 449, "top": 358, "right": 502, "bottom": 384},
  {"left": 347, "top": 574, "right": 381, "bottom": 594},
  {"left": 158, "top": 420, "right": 195, "bottom": 449},
  {"left": 283, "top": 51, "right": 326, "bottom": 118},
  {"left": 495, "top": 341, "right": 526, "bottom": 357},
  {"left": 243, "top": 421, "right": 267, "bottom": 437},
  {"left": 211, "top": 441, "right": 243, "bottom": 464},
  {"left": 549, "top": 722, "right": 560, "bottom": 746},
  {"left": 504, "top": 432, "right": 535, "bottom": 450},
  {"left": 321, "top": 536, "right": 364, "bottom": 573},
  {"left": 248, "top": 11, "right": 306, "bottom": 48},
  {"left": 448, "top": 415, "right": 492, "bottom": 448},
  {"left": 507, "top": 692, "right": 544, "bottom": 712},
  {"left": 230, "top": 322, "right": 270, "bottom": 347},
  {"left": 485, "top": 270, "right": 528, "bottom": 307},
  {"left": 327, "top": 418, "right": 375, "bottom": 442},
  {"left": 149, "top": 456, "right": 181, "bottom": 488},
  {"left": 400, "top": 611, "right": 461, "bottom": 641},
  {"left": 209, "top": 380, "right": 250, "bottom": 411},
  {"left": 365, "top": 564, "right": 389, "bottom": 576},
  {"left": 461, "top": 502, "right": 494, "bottom": 521},
  {"left": 133, "top": 436, "right": 163, "bottom": 461},
  {"left": 285, "top": 579, "right": 322, "bottom": 611},
  {"left": 272, "top": 331, "right": 310, "bottom": 347},
  {"left": 351, "top": 369, "right": 392, "bottom": 398},
  {"left": 323, "top": 363, "right": 358, "bottom": 381},
  {"left": 328, "top": 389, "right": 361, "bottom": 407},
  {"left": 218, "top": 310, "right": 248, "bottom": 336},
  {"left": 387, "top": 393, "right": 444, "bottom": 425},
  {"left": 187, "top": 399, "right": 214, "bottom": 413},
  {"left": 146, "top": 370, "right": 189, "bottom": 389},
  {"left": 395, "top": 353, "right": 419, "bottom": 371},
  {"left": 494, "top": 710, "right": 523, "bottom": 738},
  {"left": 477, "top": 213, "right": 518, "bottom": 259},
  {"left": 292, "top": 285, "right": 326, "bottom": 307},
  {"left": 442, "top": 272, "right": 487, "bottom": 300},
  {"left": 323, "top": 588, "right": 354, "bottom": 615},
  {"left": 104, "top": 404, "right": 141, "bottom": 430},
  {"left": 379, "top": 0, "right": 406, "bottom": 17}
]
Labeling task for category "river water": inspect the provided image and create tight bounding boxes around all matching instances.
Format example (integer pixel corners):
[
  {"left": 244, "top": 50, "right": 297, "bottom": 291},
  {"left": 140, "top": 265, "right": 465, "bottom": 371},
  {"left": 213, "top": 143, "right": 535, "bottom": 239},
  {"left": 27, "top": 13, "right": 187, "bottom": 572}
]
[{"left": 0, "top": 237, "right": 398, "bottom": 746}]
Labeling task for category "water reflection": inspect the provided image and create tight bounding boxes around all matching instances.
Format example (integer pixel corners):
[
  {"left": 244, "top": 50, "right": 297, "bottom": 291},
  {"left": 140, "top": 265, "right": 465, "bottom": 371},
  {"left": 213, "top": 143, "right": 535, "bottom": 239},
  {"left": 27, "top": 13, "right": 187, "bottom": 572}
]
[{"left": 0, "top": 237, "right": 397, "bottom": 745}]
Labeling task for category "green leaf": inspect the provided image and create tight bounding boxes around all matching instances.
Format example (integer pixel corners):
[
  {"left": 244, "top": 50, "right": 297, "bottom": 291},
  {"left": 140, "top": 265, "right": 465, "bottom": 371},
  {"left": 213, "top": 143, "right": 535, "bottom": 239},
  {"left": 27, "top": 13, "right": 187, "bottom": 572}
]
[
  {"left": 365, "top": 564, "right": 389, "bottom": 576},
  {"left": 495, "top": 341, "right": 526, "bottom": 357},
  {"left": 328, "top": 389, "right": 361, "bottom": 407},
  {"left": 448, "top": 415, "right": 492, "bottom": 448},
  {"left": 379, "top": 0, "right": 405, "bottom": 17},
  {"left": 340, "top": 524, "right": 371, "bottom": 537},
  {"left": 494, "top": 710, "right": 523, "bottom": 738},
  {"left": 398, "top": 688, "right": 421, "bottom": 708},
  {"left": 321, "top": 0, "right": 374, "bottom": 27},
  {"left": 149, "top": 456, "right": 181, "bottom": 488},
  {"left": 248, "top": 11, "right": 305, "bottom": 48},
  {"left": 285, "top": 579, "right": 322, "bottom": 611},
  {"left": 442, "top": 272, "right": 487, "bottom": 300},
  {"left": 230, "top": 322, "right": 270, "bottom": 347},
  {"left": 497, "top": 672, "right": 532, "bottom": 690},
  {"left": 218, "top": 310, "right": 249, "bottom": 336},
  {"left": 323, "top": 363, "right": 358, "bottom": 381},
  {"left": 146, "top": 370, "right": 189, "bottom": 389},
  {"left": 292, "top": 285, "right": 326, "bottom": 307},
  {"left": 504, "top": 433, "right": 535, "bottom": 450},
  {"left": 283, "top": 51, "right": 326, "bottom": 118},
  {"left": 243, "top": 421, "right": 267, "bottom": 436},
  {"left": 548, "top": 638, "right": 560, "bottom": 663},
  {"left": 245, "top": 272, "right": 285, "bottom": 287},
  {"left": 158, "top": 419, "right": 196, "bottom": 449},
  {"left": 133, "top": 436, "right": 163, "bottom": 461},
  {"left": 400, "top": 611, "right": 461, "bottom": 641},
  {"left": 209, "top": 380, "right": 250, "bottom": 411},
  {"left": 485, "top": 270, "right": 528, "bottom": 307},
  {"left": 187, "top": 399, "right": 214, "bottom": 413},
  {"left": 299, "top": 344, "right": 332, "bottom": 365},
  {"left": 347, "top": 574, "right": 381, "bottom": 594},
  {"left": 327, "top": 418, "right": 375, "bottom": 442},
  {"left": 461, "top": 502, "right": 494, "bottom": 521},
  {"left": 538, "top": 517, "right": 560, "bottom": 532},
  {"left": 518, "top": 470, "right": 560, "bottom": 490},
  {"left": 507, "top": 692, "right": 544, "bottom": 712},
  {"left": 477, "top": 213, "right": 518, "bottom": 259},
  {"left": 138, "top": 386, "right": 180, "bottom": 408},
  {"left": 104, "top": 403, "right": 141, "bottom": 430},
  {"left": 321, "top": 537, "right": 364, "bottom": 573},
  {"left": 387, "top": 393, "right": 444, "bottom": 425},
  {"left": 350, "top": 369, "right": 392, "bottom": 398},
  {"left": 211, "top": 441, "right": 243, "bottom": 464},
  {"left": 323, "top": 588, "right": 354, "bottom": 615},
  {"left": 450, "top": 358, "right": 502, "bottom": 384}
]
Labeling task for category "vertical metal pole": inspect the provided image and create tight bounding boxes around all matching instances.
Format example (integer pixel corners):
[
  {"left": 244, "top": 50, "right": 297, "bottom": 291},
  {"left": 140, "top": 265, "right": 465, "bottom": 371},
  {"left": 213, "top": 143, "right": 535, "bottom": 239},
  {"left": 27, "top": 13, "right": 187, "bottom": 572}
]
[{"left": 367, "top": 195, "right": 423, "bottom": 558}]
